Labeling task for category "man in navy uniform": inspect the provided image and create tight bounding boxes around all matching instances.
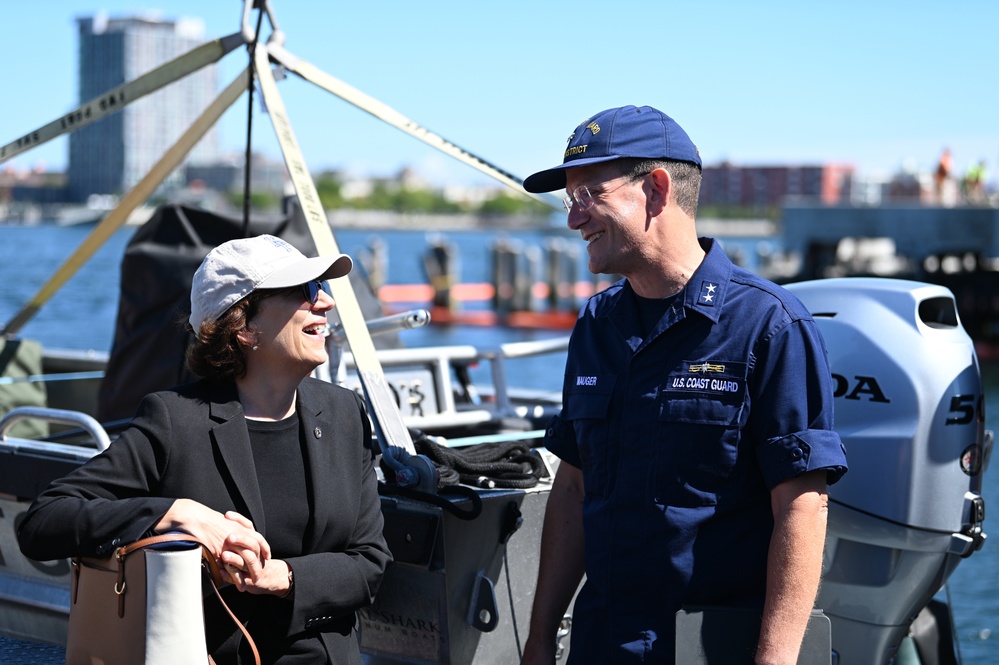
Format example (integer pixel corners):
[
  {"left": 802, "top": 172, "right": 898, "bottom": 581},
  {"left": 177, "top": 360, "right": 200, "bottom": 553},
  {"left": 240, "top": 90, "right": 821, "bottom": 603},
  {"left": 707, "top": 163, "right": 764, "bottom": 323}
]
[{"left": 519, "top": 106, "right": 848, "bottom": 665}]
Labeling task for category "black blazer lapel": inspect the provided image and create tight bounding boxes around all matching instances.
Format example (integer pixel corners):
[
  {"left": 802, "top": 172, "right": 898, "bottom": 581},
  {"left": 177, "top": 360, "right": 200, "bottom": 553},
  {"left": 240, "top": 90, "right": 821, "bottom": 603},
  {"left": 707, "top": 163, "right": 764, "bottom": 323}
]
[
  {"left": 297, "top": 380, "right": 333, "bottom": 551},
  {"left": 206, "top": 383, "right": 267, "bottom": 532}
]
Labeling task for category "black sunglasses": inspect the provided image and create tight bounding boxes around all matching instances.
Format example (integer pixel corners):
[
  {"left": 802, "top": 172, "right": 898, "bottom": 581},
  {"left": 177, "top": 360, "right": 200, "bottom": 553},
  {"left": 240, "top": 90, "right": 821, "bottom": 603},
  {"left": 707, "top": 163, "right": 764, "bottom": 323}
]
[{"left": 302, "top": 279, "right": 332, "bottom": 305}]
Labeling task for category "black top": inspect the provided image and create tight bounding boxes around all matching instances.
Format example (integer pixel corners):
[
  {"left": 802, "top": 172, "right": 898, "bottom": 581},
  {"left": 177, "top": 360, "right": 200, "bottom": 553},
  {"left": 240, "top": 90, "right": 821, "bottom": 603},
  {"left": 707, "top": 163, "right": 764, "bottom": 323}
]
[
  {"left": 633, "top": 291, "right": 680, "bottom": 336},
  {"left": 246, "top": 413, "right": 309, "bottom": 558}
]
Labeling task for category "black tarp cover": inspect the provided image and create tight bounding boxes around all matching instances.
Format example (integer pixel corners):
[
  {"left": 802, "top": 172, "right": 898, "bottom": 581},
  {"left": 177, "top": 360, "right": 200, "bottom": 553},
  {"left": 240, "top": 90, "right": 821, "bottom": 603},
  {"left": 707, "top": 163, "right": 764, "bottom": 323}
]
[{"left": 97, "top": 203, "right": 389, "bottom": 422}]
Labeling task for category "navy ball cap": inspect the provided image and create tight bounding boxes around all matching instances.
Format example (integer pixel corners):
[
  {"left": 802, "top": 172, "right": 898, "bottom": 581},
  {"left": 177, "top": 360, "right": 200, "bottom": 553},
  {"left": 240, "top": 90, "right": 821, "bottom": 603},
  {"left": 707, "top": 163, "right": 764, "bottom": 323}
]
[{"left": 523, "top": 105, "right": 701, "bottom": 193}]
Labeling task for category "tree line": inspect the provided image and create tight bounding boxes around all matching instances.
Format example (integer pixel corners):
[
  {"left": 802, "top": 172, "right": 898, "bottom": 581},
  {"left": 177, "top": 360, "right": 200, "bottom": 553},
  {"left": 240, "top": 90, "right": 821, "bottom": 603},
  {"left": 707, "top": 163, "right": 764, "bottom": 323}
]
[{"left": 227, "top": 172, "right": 553, "bottom": 217}]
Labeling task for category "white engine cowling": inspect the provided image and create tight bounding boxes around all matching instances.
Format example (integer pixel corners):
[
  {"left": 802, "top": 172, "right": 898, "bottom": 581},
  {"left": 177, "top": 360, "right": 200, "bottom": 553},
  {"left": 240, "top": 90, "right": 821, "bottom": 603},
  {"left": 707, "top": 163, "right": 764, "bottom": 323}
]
[{"left": 786, "top": 278, "right": 989, "bottom": 665}]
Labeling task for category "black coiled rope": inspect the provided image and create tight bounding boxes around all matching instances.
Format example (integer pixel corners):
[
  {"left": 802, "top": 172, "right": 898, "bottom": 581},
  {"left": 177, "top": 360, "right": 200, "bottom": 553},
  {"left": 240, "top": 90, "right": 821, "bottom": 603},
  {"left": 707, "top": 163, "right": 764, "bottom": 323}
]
[{"left": 408, "top": 429, "right": 549, "bottom": 490}]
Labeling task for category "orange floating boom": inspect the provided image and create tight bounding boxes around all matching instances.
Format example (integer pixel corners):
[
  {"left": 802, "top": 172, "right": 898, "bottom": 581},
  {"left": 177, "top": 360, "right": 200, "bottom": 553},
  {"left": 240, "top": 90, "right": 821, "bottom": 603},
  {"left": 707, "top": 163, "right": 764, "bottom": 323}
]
[{"left": 378, "top": 281, "right": 605, "bottom": 304}]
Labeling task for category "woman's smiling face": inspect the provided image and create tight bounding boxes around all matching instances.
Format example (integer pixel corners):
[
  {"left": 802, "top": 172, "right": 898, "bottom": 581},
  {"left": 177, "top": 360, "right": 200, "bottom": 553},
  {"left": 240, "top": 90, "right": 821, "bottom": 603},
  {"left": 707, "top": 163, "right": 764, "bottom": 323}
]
[{"left": 246, "top": 283, "right": 335, "bottom": 374}]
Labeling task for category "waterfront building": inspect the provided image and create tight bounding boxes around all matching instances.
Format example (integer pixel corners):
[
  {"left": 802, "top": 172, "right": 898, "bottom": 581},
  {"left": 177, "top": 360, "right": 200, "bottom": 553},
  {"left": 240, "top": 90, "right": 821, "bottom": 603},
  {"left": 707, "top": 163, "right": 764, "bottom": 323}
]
[
  {"left": 700, "top": 162, "right": 854, "bottom": 209},
  {"left": 186, "top": 152, "right": 289, "bottom": 195},
  {"left": 68, "top": 13, "right": 219, "bottom": 202}
]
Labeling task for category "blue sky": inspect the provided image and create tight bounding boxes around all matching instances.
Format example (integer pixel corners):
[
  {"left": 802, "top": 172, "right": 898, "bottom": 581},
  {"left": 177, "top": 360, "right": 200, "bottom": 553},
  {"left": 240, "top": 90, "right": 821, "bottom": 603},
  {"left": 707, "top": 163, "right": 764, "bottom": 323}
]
[{"left": 3, "top": 1, "right": 997, "bottom": 188}]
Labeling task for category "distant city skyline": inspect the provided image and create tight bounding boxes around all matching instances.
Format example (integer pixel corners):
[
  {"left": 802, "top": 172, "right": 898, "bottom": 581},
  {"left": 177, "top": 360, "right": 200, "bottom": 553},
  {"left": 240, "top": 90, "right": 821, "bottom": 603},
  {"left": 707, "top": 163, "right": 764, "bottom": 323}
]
[{"left": 3, "top": 1, "right": 997, "bottom": 189}]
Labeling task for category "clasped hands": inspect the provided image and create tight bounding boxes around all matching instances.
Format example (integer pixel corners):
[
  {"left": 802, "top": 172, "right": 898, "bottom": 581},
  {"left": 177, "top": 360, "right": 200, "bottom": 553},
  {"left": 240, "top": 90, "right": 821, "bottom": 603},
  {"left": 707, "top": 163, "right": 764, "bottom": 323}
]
[{"left": 158, "top": 498, "right": 293, "bottom": 597}]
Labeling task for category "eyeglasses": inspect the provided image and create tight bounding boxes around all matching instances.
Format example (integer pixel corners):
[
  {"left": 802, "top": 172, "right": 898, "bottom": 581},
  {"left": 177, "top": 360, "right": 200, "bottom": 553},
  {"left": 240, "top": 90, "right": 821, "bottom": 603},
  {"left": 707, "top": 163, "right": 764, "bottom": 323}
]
[
  {"left": 301, "top": 280, "right": 332, "bottom": 306},
  {"left": 562, "top": 172, "right": 649, "bottom": 212}
]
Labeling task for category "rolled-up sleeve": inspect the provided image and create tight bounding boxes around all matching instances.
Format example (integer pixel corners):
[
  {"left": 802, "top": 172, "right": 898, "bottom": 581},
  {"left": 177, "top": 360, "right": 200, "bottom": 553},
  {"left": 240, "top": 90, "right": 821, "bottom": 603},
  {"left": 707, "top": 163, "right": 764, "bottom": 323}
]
[
  {"left": 757, "top": 430, "right": 848, "bottom": 488},
  {"left": 543, "top": 413, "right": 582, "bottom": 469},
  {"left": 750, "top": 318, "right": 848, "bottom": 489}
]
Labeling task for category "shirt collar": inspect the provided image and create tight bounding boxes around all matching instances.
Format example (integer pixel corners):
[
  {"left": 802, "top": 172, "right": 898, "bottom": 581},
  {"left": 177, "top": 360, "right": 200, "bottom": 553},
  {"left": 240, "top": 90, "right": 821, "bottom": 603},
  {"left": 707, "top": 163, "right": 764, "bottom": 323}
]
[
  {"left": 595, "top": 237, "right": 734, "bottom": 327},
  {"left": 678, "top": 237, "right": 734, "bottom": 324}
]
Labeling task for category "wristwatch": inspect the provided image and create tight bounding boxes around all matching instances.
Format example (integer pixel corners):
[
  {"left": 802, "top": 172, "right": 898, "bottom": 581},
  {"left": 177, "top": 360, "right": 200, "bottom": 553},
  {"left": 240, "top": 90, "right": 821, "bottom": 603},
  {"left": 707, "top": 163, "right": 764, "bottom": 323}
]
[{"left": 283, "top": 565, "right": 295, "bottom": 598}]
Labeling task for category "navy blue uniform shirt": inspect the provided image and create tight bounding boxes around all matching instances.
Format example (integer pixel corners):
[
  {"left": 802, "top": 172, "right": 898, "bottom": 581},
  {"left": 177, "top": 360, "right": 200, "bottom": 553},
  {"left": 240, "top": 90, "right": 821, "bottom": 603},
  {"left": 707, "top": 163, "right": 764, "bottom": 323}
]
[{"left": 546, "top": 238, "right": 848, "bottom": 664}]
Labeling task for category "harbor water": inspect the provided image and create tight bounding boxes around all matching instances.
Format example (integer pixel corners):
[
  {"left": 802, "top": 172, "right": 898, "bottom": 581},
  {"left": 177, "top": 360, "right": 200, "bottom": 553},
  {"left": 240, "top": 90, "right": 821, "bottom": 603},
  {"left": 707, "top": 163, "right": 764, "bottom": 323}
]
[{"left": 0, "top": 223, "right": 996, "bottom": 662}]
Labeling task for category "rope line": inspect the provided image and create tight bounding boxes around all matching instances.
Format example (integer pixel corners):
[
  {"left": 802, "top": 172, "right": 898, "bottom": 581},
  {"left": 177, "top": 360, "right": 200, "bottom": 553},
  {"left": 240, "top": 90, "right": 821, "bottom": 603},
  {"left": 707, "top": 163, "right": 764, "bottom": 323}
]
[
  {"left": 408, "top": 430, "right": 549, "bottom": 490},
  {"left": 242, "top": 7, "right": 265, "bottom": 236}
]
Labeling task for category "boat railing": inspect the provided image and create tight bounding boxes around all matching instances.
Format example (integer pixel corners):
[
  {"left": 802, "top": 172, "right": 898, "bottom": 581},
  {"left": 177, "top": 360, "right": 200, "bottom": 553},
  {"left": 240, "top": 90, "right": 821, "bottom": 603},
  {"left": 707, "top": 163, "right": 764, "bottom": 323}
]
[
  {"left": 0, "top": 407, "right": 110, "bottom": 452},
  {"left": 483, "top": 336, "right": 572, "bottom": 414},
  {"left": 338, "top": 335, "right": 568, "bottom": 437},
  {"left": 0, "top": 406, "right": 110, "bottom": 500}
]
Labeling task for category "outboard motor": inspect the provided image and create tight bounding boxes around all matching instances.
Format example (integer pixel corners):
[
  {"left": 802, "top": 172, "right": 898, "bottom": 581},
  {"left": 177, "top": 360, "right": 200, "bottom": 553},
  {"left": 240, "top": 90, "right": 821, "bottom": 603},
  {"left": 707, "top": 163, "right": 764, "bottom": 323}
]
[{"left": 786, "top": 278, "right": 990, "bottom": 665}]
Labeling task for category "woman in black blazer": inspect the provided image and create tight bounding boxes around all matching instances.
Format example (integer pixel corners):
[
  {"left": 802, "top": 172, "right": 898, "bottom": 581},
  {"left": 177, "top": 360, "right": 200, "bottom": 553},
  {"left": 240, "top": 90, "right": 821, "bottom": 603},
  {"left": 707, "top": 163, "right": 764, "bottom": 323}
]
[{"left": 18, "top": 234, "right": 391, "bottom": 664}]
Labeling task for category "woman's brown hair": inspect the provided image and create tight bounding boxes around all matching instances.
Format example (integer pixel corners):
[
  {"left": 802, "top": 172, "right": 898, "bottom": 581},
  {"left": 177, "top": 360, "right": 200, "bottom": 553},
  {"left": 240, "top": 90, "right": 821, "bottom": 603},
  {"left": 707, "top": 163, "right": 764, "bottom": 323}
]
[{"left": 185, "top": 290, "right": 269, "bottom": 381}]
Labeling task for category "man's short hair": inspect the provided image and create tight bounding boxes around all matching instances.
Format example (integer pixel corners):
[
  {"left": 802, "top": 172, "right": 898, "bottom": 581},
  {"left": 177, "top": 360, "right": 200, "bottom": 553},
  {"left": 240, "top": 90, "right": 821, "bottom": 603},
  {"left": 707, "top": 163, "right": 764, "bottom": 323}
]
[{"left": 617, "top": 158, "right": 701, "bottom": 218}]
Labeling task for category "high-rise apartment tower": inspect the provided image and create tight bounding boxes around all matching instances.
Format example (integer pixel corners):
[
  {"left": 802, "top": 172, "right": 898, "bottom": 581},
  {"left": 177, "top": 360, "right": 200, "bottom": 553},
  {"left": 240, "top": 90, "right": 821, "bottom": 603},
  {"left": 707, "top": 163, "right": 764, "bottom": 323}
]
[{"left": 68, "top": 14, "right": 219, "bottom": 202}]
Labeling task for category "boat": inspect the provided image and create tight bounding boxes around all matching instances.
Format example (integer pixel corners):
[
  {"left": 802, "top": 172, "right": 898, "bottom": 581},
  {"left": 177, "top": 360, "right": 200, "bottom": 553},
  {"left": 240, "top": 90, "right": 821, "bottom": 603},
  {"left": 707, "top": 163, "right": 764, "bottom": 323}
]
[
  {"left": 55, "top": 201, "right": 156, "bottom": 227},
  {"left": 0, "top": 3, "right": 992, "bottom": 664}
]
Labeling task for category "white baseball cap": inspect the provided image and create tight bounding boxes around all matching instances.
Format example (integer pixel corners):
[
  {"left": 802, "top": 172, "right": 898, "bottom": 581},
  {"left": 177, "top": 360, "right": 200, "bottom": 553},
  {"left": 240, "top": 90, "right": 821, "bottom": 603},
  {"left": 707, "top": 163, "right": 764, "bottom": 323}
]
[{"left": 189, "top": 234, "right": 352, "bottom": 332}]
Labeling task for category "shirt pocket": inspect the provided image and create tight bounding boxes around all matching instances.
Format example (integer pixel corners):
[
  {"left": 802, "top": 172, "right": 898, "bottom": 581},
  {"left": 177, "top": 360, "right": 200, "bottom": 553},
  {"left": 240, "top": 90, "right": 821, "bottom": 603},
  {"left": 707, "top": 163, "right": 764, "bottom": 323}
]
[
  {"left": 656, "top": 361, "right": 747, "bottom": 506},
  {"left": 564, "top": 374, "right": 616, "bottom": 498}
]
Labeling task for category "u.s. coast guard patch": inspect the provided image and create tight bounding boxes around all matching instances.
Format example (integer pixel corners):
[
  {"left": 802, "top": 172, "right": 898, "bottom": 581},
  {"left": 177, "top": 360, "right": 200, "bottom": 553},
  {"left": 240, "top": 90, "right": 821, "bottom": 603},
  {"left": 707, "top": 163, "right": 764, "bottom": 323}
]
[{"left": 667, "top": 360, "right": 744, "bottom": 395}]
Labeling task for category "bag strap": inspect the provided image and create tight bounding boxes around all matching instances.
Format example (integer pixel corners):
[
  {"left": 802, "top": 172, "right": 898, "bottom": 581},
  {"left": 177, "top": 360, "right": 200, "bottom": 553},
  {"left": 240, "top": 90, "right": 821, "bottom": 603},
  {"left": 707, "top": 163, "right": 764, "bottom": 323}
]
[
  {"left": 206, "top": 570, "right": 261, "bottom": 665},
  {"left": 118, "top": 532, "right": 207, "bottom": 558},
  {"left": 115, "top": 533, "right": 261, "bottom": 665},
  {"left": 118, "top": 532, "right": 224, "bottom": 584}
]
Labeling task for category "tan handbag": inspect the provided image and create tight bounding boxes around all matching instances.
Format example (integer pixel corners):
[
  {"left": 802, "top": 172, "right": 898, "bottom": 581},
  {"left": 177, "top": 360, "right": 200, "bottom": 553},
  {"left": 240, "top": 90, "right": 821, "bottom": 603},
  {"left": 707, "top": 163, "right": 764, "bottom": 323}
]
[{"left": 66, "top": 532, "right": 260, "bottom": 665}]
